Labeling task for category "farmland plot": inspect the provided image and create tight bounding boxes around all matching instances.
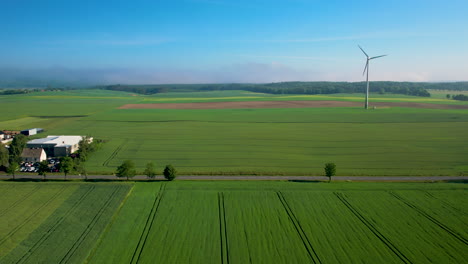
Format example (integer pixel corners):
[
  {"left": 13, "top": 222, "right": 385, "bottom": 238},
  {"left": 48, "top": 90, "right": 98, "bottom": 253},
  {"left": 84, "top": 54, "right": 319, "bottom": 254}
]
[
  {"left": 281, "top": 191, "right": 401, "bottom": 263},
  {"left": 0, "top": 182, "right": 467, "bottom": 264},
  {"left": 1, "top": 184, "right": 131, "bottom": 264},
  {"left": 87, "top": 183, "right": 163, "bottom": 264},
  {"left": 137, "top": 190, "right": 221, "bottom": 264},
  {"left": 340, "top": 191, "right": 468, "bottom": 263},
  {"left": 223, "top": 191, "right": 312, "bottom": 263},
  {"left": 0, "top": 184, "right": 78, "bottom": 258}
]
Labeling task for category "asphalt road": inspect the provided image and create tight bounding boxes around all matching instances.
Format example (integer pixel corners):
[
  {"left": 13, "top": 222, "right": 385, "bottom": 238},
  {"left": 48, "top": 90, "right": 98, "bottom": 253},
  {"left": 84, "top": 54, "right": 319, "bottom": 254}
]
[{"left": 0, "top": 174, "right": 467, "bottom": 182}]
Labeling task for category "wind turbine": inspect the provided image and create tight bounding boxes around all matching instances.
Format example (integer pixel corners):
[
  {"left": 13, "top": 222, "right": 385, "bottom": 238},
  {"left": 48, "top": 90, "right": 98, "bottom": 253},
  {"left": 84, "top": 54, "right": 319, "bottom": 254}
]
[{"left": 358, "top": 45, "right": 387, "bottom": 109}]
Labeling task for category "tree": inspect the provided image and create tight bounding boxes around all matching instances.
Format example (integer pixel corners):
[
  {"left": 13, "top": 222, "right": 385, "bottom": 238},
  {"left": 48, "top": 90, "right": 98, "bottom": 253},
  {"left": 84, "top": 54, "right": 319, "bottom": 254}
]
[
  {"left": 74, "top": 161, "right": 87, "bottom": 180},
  {"left": 7, "top": 162, "right": 19, "bottom": 179},
  {"left": 324, "top": 163, "right": 336, "bottom": 182},
  {"left": 77, "top": 136, "right": 91, "bottom": 161},
  {"left": 38, "top": 160, "right": 49, "bottom": 180},
  {"left": 163, "top": 164, "right": 177, "bottom": 181},
  {"left": 446, "top": 94, "right": 451, "bottom": 99},
  {"left": 0, "top": 142, "right": 9, "bottom": 170},
  {"left": 144, "top": 162, "right": 157, "bottom": 179},
  {"left": 59, "top": 156, "right": 74, "bottom": 179},
  {"left": 116, "top": 160, "right": 136, "bottom": 180},
  {"left": 9, "top": 134, "right": 27, "bottom": 165}
]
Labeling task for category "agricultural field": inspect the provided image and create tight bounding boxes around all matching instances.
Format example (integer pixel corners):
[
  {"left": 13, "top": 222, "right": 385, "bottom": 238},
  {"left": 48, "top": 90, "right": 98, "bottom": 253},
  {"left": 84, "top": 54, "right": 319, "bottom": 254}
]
[
  {"left": 0, "top": 181, "right": 466, "bottom": 263},
  {"left": 1, "top": 89, "right": 468, "bottom": 175}
]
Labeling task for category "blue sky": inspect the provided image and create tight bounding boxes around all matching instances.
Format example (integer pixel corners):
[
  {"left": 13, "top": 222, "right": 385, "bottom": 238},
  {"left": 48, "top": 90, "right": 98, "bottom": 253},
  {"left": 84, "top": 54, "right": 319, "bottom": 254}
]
[{"left": 1, "top": 0, "right": 467, "bottom": 84}]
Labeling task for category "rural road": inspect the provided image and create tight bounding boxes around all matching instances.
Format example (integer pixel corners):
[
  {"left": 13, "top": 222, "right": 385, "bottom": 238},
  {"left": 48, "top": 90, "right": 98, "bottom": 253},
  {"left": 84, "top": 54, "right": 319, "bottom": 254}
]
[{"left": 1, "top": 174, "right": 467, "bottom": 182}]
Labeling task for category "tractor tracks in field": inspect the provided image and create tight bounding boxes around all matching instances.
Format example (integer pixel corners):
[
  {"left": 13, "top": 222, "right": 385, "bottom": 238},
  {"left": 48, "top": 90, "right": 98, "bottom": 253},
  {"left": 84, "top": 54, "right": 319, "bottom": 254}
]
[
  {"left": 276, "top": 191, "right": 322, "bottom": 264},
  {"left": 218, "top": 192, "right": 230, "bottom": 264},
  {"left": 59, "top": 186, "right": 125, "bottom": 264},
  {"left": 130, "top": 183, "right": 166, "bottom": 264},
  {"left": 334, "top": 192, "right": 412, "bottom": 264},
  {"left": 0, "top": 186, "right": 41, "bottom": 217},
  {"left": 15, "top": 186, "right": 96, "bottom": 264},
  {"left": 0, "top": 186, "right": 68, "bottom": 247},
  {"left": 102, "top": 141, "right": 127, "bottom": 167},
  {"left": 420, "top": 190, "right": 464, "bottom": 214},
  {"left": 388, "top": 191, "right": 468, "bottom": 245}
]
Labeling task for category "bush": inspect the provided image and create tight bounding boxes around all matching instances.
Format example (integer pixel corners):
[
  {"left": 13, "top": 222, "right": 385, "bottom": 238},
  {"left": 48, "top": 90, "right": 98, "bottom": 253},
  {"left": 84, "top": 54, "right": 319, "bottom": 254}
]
[
  {"left": 163, "top": 165, "right": 177, "bottom": 181},
  {"left": 144, "top": 162, "right": 157, "bottom": 179},
  {"left": 324, "top": 163, "right": 336, "bottom": 182}
]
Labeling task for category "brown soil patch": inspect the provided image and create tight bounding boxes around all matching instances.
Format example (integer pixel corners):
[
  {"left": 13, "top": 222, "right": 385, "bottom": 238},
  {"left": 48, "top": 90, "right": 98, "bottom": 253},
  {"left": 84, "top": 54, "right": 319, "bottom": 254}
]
[{"left": 118, "top": 100, "right": 468, "bottom": 110}]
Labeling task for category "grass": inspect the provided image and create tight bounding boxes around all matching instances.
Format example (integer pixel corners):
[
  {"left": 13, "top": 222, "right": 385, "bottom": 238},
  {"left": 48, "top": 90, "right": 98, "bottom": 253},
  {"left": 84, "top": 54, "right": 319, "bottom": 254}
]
[
  {"left": 1, "top": 89, "right": 467, "bottom": 176},
  {"left": 1, "top": 181, "right": 466, "bottom": 263}
]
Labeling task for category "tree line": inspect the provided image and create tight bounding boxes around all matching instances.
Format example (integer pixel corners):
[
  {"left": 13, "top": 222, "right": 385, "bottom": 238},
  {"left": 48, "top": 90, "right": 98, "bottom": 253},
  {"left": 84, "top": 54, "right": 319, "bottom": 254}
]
[
  {"left": 0, "top": 87, "right": 68, "bottom": 95},
  {"left": 452, "top": 94, "right": 468, "bottom": 101},
  {"left": 116, "top": 160, "right": 176, "bottom": 181},
  {"left": 93, "top": 81, "right": 465, "bottom": 97}
]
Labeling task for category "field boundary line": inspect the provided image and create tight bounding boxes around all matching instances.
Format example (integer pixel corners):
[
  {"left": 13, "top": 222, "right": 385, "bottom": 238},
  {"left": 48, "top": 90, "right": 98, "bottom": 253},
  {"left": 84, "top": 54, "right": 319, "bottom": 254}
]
[
  {"left": 0, "top": 186, "right": 41, "bottom": 217},
  {"left": 389, "top": 191, "right": 467, "bottom": 245},
  {"left": 276, "top": 191, "right": 321, "bottom": 264},
  {"left": 59, "top": 186, "right": 124, "bottom": 264},
  {"left": 334, "top": 192, "right": 412, "bottom": 264},
  {"left": 130, "top": 183, "right": 166, "bottom": 264},
  {"left": 103, "top": 141, "right": 127, "bottom": 167},
  {"left": 0, "top": 186, "right": 68, "bottom": 248},
  {"left": 84, "top": 184, "right": 135, "bottom": 263},
  {"left": 218, "top": 192, "right": 229, "bottom": 264},
  {"left": 15, "top": 186, "right": 96, "bottom": 264}
]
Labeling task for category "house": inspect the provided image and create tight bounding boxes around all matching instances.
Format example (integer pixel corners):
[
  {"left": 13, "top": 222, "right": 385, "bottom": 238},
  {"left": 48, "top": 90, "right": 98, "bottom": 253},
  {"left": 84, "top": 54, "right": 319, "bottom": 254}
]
[
  {"left": 21, "top": 148, "right": 47, "bottom": 163},
  {"left": 26, "top": 135, "right": 88, "bottom": 157},
  {"left": 1, "top": 130, "right": 20, "bottom": 139}
]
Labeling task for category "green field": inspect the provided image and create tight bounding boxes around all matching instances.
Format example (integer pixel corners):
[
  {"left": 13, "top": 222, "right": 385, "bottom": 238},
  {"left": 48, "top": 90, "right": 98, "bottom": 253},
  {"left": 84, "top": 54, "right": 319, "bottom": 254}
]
[
  {"left": 1, "top": 89, "right": 468, "bottom": 175},
  {"left": 0, "top": 181, "right": 466, "bottom": 263}
]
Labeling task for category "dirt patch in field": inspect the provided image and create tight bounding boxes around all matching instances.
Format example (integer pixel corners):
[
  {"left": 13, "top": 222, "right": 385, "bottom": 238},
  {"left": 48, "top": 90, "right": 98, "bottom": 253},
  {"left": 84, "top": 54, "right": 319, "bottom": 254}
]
[{"left": 118, "top": 100, "right": 468, "bottom": 110}]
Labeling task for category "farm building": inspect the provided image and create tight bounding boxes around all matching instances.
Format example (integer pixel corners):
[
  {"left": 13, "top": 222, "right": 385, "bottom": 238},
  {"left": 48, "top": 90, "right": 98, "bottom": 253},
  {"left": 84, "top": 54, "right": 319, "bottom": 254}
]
[
  {"left": 21, "top": 148, "right": 47, "bottom": 163},
  {"left": 1, "top": 130, "right": 20, "bottom": 139},
  {"left": 26, "top": 135, "right": 87, "bottom": 157},
  {"left": 20, "top": 128, "right": 44, "bottom": 136}
]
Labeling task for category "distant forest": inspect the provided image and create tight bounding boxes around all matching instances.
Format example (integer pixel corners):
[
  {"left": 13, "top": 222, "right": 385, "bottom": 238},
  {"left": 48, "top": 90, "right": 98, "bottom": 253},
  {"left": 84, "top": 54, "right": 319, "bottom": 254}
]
[
  {"left": 98, "top": 81, "right": 468, "bottom": 97},
  {"left": 2, "top": 81, "right": 468, "bottom": 101}
]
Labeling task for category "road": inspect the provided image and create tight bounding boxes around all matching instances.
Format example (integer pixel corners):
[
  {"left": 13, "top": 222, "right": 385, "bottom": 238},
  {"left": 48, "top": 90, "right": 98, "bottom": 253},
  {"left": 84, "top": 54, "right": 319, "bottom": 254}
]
[{"left": 0, "top": 174, "right": 467, "bottom": 182}]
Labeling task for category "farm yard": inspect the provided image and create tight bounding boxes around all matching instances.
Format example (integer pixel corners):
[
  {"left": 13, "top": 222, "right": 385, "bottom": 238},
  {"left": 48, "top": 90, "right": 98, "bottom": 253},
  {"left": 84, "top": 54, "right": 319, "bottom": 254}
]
[
  {"left": 1, "top": 89, "right": 468, "bottom": 176},
  {"left": 0, "top": 181, "right": 466, "bottom": 263}
]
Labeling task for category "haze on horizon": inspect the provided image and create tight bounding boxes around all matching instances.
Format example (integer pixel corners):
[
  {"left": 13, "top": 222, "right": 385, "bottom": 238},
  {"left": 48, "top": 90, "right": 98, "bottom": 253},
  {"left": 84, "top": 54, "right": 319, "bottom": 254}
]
[{"left": 1, "top": 0, "right": 467, "bottom": 85}]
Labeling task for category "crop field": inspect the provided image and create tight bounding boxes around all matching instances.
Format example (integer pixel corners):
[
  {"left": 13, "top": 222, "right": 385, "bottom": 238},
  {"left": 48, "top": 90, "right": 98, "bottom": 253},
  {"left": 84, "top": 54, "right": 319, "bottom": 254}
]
[
  {"left": 1, "top": 89, "right": 468, "bottom": 175},
  {"left": 0, "top": 181, "right": 466, "bottom": 263},
  {"left": 0, "top": 182, "right": 131, "bottom": 264}
]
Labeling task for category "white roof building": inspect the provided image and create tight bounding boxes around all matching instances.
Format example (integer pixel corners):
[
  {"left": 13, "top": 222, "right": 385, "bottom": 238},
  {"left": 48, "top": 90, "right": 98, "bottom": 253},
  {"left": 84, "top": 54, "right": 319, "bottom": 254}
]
[{"left": 27, "top": 135, "right": 85, "bottom": 157}]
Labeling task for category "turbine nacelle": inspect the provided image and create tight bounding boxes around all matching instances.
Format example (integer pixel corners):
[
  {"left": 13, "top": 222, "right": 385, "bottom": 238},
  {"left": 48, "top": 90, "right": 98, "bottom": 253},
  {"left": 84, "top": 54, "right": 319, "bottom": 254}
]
[{"left": 359, "top": 45, "right": 386, "bottom": 76}]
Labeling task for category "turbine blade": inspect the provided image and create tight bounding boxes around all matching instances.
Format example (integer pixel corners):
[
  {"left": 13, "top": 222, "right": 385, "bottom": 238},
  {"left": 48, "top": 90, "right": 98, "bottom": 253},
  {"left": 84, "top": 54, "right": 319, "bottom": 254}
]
[
  {"left": 358, "top": 45, "right": 369, "bottom": 57},
  {"left": 362, "top": 61, "right": 368, "bottom": 76},
  {"left": 370, "top": 54, "right": 387, "bottom": 60}
]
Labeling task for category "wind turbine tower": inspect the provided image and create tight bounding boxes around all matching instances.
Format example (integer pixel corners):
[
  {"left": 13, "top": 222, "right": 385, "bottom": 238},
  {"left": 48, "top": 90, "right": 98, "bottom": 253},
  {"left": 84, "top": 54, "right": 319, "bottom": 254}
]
[{"left": 358, "top": 45, "right": 387, "bottom": 109}]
